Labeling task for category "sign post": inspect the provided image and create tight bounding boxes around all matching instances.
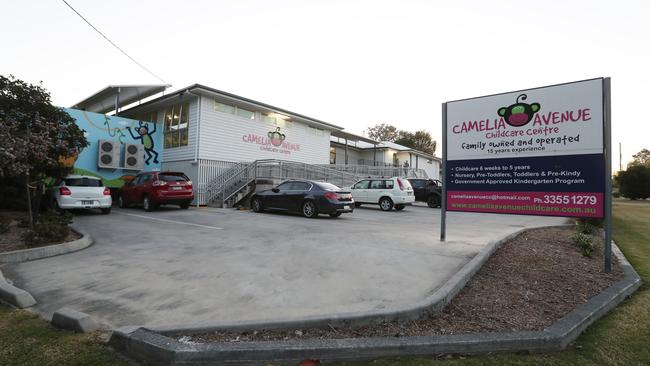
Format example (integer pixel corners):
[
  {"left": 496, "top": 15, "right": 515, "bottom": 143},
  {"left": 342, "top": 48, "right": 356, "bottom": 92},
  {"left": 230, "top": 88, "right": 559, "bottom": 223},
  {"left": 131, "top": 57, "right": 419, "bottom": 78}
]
[
  {"left": 440, "top": 103, "right": 447, "bottom": 242},
  {"left": 603, "top": 78, "right": 612, "bottom": 272},
  {"left": 441, "top": 78, "right": 611, "bottom": 271}
]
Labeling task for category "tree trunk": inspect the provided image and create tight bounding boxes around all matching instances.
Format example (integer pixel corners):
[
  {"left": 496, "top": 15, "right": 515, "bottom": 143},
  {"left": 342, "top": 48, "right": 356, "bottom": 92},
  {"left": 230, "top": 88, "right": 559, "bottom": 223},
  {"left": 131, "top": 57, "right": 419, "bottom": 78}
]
[{"left": 25, "top": 174, "right": 34, "bottom": 230}]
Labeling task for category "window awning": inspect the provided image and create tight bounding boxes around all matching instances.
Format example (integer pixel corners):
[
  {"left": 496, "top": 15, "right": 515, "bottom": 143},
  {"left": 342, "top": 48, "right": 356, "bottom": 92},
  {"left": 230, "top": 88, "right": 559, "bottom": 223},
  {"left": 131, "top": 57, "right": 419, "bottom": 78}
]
[
  {"left": 72, "top": 85, "right": 170, "bottom": 114},
  {"left": 331, "top": 130, "right": 378, "bottom": 144}
]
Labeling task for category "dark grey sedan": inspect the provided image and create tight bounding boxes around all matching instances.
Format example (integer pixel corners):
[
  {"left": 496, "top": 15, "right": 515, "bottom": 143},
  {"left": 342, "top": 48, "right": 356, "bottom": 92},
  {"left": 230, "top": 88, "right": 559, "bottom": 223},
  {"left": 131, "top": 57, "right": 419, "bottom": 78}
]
[{"left": 250, "top": 180, "right": 354, "bottom": 218}]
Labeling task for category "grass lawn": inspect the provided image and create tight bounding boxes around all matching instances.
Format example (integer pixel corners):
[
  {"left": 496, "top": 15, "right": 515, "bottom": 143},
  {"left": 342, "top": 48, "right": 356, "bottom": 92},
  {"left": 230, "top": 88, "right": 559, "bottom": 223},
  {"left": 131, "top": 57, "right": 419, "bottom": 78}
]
[
  {"left": 0, "top": 305, "right": 137, "bottom": 366},
  {"left": 343, "top": 200, "right": 650, "bottom": 366},
  {"left": 0, "top": 200, "right": 648, "bottom": 365}
]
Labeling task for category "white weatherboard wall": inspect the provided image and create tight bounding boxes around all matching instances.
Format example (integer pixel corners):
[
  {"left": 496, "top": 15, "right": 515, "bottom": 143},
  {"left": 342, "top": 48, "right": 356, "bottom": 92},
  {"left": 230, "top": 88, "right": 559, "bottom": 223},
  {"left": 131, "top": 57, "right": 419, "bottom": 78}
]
[
  {"left": 422, "top": 159, "right": 440, "bottom": 180},
  {"left": 198, "top": 96, "right": 331, "bottom": 164},
  {"left": 332, "top": 146, "right": 363, "bottom": 165}
]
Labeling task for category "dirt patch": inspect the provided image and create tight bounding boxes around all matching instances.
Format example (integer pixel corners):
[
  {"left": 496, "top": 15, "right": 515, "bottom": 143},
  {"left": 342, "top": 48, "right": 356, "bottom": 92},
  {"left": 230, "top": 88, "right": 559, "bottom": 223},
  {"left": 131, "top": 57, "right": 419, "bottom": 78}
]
[
  {"left": 182, "top": 226, "right": 624, "bottom": 343},
  {"left": 0, "top": 211, "right": 81, "bottom": 254}
]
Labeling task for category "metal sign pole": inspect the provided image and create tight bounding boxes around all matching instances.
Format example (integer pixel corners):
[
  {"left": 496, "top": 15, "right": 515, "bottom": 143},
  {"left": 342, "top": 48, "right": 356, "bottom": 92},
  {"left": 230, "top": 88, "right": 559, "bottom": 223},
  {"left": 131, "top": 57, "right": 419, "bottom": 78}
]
[
  {"left": 440, "top": 103, "right": 448, "bottom": 242},
  {"left": 604, "top": 77, "right": 612, "bottom": 273}
]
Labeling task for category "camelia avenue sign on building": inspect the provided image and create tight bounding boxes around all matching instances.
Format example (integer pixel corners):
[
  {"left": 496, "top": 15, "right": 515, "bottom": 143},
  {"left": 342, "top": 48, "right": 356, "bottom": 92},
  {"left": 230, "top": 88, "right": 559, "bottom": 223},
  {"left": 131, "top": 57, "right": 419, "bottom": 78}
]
[{"left": 443, "top": 78, "right": 609, "bottom": 219}]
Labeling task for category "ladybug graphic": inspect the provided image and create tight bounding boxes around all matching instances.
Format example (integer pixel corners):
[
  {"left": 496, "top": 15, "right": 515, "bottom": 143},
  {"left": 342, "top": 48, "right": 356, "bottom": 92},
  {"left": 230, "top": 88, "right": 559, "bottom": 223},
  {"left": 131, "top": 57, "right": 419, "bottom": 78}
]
[
  {"left": 497, "top": 94, "right": 541, "bottom": 127},
  {"left": 268, "top": 127, "right": 286, "bottom": 147}
]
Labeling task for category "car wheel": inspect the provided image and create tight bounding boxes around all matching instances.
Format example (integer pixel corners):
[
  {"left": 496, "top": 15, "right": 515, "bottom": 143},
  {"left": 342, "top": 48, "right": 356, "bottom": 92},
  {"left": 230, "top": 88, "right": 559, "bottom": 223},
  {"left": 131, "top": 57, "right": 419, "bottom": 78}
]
[
  {"left": 379, "top": 197, "right": 394, "bottom": 211},
  {"left": 180, "top": 203, "right": 190, "bottom": 209},
  {"left": 143, "top": 195, "right": 155, "bottom": 212},
  {"left": 251, "top": 197, "right": 264, "bottom": 213},
  {"left": 53, "top": 199, "right": 63, "bottom": 212},
  {"left": 354, "top": 202, "right": 361, "bottom": 207},
  {"left": 394, "top": 204, "right": 405, "bottom": 211},
  {"left": 302, "top": 200, "right": 318, "bottom": 218},
  {"left": 329, "top": 212, "right": 342, "bottom": 218},
  {"left": 101, "top": 207, "right": 111, "bottom": 215},
  {"left": 428, "top": 195, "right": 440, "bottom": 208},
  {"left": 118, "top": 196, "right": 126, "bottom": 208}
]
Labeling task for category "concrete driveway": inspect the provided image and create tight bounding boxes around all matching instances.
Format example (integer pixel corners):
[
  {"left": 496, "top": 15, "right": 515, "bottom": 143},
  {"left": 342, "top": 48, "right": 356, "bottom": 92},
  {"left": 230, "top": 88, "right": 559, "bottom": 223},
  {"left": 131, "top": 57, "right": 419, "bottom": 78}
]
[{"left": 2, "top": 205, "right": 565, "bottom": 329}]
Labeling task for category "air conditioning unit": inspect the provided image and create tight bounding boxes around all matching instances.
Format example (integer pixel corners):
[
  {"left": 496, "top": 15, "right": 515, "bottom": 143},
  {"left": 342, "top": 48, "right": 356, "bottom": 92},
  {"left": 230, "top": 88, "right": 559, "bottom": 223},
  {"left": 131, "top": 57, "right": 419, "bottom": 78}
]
[
  {"left": 123, "top": 143, "right": 145, "bottom": 171},
  {"left": 97, "top": 140, "right": 120, "bottom": 169}
]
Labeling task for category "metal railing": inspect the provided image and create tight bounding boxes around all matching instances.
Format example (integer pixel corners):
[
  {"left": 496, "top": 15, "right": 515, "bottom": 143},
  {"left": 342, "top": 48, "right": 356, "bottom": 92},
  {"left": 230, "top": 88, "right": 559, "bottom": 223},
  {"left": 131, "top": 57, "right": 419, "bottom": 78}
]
[
  {"left": 199, "top": 159, "right": 430, "bottom": 206},
  {"left": 319, "top": 164, "right": 428, "bottom": 179}
]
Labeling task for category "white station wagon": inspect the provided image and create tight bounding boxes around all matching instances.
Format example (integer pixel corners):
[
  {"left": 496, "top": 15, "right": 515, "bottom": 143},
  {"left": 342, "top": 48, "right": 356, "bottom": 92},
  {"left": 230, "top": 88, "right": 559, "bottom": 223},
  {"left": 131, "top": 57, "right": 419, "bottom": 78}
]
[
  {"left": 349, "top": 177, "right": 415, "bottom": 211},
  {"left": 50, "top": 175, "right": 112, "bottom": 214}
]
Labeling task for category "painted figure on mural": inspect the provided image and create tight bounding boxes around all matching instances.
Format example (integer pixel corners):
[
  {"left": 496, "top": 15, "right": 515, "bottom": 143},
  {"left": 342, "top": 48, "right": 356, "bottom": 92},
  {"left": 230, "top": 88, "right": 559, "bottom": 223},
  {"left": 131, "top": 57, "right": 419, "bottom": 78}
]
[{"left": 126, "top": 121, "right": 159, "bottom": 164}]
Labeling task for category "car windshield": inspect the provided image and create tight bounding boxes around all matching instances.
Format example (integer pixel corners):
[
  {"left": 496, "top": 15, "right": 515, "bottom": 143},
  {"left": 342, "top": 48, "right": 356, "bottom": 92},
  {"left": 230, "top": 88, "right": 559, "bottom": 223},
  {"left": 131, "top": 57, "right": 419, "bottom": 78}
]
[
  {"left": 317, "top": 182, "right": 340, "bottom": 191},
  {"left": 65, "top": 178, "right": 102, "bottom": 187},
  {"left": 160, "top": 174, "right": 188, "bottom": 182}
]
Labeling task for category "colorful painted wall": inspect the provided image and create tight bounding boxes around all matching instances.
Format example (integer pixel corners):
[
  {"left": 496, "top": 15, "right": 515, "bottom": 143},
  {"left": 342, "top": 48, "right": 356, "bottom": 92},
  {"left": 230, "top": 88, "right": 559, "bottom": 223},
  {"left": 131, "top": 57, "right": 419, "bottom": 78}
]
[{"left": 64, "top": 108, "right": 163, "bottom": 188}]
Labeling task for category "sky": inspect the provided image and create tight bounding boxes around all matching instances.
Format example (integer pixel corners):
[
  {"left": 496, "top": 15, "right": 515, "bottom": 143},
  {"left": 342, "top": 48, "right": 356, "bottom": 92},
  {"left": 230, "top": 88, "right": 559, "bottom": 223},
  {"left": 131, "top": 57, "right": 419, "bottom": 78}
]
[{"left": 1, "top": 0, "right": 648, "bottom": 171}]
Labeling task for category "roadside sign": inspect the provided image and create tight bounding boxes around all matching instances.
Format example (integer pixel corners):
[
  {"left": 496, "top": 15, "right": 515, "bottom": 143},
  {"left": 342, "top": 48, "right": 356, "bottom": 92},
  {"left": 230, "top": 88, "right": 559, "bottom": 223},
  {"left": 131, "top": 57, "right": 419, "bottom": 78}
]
[
  {"left": 444, "top": 78, "right": 606, "bottom": 218},
  {"left": 440, "top": 78, "right": 612, "bottom": 271}
]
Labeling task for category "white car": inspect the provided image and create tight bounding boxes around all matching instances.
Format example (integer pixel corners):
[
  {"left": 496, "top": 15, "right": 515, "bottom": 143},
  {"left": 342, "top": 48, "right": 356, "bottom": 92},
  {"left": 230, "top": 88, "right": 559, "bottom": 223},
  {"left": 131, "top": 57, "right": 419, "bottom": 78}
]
[
  {"left": 349, "top": 177, "right": 415, "bottom": 211},
  {"left": 51, "top": 175, "right": 112, "bottom": 214}
]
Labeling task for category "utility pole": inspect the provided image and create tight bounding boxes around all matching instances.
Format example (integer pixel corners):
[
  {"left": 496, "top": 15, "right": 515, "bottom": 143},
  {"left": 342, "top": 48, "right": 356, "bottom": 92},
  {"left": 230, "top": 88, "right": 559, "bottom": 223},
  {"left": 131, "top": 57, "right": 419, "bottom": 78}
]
[{"left": 619, "top": 142, "right": 622, "bottom": 172}]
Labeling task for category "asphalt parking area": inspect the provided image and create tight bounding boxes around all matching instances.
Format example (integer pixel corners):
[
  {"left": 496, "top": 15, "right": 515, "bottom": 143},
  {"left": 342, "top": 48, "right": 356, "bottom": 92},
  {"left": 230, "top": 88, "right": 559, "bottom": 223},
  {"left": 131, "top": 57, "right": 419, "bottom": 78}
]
[{"left": 2, "top": 205, "right": 565, "bottom": 329}]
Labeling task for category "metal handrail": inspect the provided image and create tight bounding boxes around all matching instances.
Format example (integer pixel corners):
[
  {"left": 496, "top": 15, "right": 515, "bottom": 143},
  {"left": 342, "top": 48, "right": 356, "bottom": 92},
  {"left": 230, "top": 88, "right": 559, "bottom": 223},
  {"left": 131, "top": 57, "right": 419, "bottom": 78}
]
[{"left": 202, "top": 159, "right": 428, "bottom": 205}]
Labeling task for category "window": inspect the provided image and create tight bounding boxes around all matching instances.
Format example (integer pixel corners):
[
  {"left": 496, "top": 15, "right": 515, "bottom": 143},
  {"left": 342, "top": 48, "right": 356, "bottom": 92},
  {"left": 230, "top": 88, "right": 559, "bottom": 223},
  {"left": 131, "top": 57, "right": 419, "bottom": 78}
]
[
  {"left": 215, "top": 101, "right": 255, "bottom": 120},
  {"left": 385, "top": 180, "right": 394, "bottom": 189},
  {"left": 263, "top": 114, "right": 292, "bottom": 128},
  {"left": 164, "top": 102, "right": 190, "bottom": 148},
  {"left": 276, "top": 182, "right": 292, "bottom": 191},
  {"left": 290, "top": 182, "right": 311, "bottom": 191},
  {"left": 309, "top": 126, "right": 324, "bottom": 137},
  {"left": 159, "top": 173, "right": 190, "bottom": 182},
  {"left": 64, "top": 177, "right": 103, "bottom": 187},
  {"left": 393, "top": 153, "right": 399, "bottom": 166},
  {"left": 353, "top": 180, "right": 370, "bottom": 189},
  {"left": 236, "top": 108, "right": 255, "bottom": 120},
  {"left": 138, "top": 111, "right": 158, "bottom": 123},
  {"left": 318, "top": 182, "right": 341, "bottom": 191},
  {"left": 330, "top": 147, "right": 337, "bottom": 164},
  {"left": 370, "top": 180, "right": 385, "bottom": 189},
  {"left": 410, "top": 179, "right": 425, "bottom": 188},
  {"left": 141, "top": 174, "right": 152, "bottom": 184},
  {"left": 135, "top": 174, "right": 148, "bottom": 184}
]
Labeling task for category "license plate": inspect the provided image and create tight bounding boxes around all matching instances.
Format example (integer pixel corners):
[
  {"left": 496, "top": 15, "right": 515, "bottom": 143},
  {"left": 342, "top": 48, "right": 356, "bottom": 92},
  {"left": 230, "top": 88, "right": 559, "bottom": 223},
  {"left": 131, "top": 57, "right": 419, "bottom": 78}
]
[
  {"left": 171, "top": 186, "right": 182, "bottom": 191},
  {"left": 82, "top": 200, "right": 94, "bottom": 205},
  {"left": 344, "top": 205, "right": 350, "bottom": 210}
]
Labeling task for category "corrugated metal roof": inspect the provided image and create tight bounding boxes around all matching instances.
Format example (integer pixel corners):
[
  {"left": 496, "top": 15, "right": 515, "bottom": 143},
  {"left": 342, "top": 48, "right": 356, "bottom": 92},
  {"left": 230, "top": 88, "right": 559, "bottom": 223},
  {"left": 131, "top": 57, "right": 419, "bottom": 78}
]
[{"left": 72, "top": 85, "right": 170, "bottom": 114}]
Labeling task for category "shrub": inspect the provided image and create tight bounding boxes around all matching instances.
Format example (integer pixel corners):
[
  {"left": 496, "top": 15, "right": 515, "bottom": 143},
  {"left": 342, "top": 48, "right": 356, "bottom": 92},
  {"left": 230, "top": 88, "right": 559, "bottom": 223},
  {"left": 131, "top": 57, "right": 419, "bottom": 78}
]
[
  {"left": 617, "top": 165, "right": 650, "bottom": 200},
  {"left": 612, "top": 191, "right": 621, "bottom": 198},
  {"left": 0, "top": 216, "right": 11, "bottom": 234},
  {"left": 575, "top": 218, "right": 599, "bottom": 234},
  {"left": 573, "top": 232, "right": 596, "bottom": 257},
  {"left": 22, "top": 211, "right": 72, "bottom": 246}
]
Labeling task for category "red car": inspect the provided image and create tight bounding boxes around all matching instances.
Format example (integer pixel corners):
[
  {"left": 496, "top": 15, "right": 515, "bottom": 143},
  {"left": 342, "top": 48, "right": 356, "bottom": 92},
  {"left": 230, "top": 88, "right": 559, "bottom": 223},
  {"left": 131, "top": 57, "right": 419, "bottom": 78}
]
[{"left": 118, "top": 171, "right": 194, "bottom": 211}]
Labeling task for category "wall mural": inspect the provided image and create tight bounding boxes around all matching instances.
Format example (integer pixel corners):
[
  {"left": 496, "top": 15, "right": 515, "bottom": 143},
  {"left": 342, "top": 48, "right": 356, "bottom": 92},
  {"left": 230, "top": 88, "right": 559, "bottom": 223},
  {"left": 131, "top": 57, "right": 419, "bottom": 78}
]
[{"left": 63, "top": 108, "right": 163, "bottom": 188}]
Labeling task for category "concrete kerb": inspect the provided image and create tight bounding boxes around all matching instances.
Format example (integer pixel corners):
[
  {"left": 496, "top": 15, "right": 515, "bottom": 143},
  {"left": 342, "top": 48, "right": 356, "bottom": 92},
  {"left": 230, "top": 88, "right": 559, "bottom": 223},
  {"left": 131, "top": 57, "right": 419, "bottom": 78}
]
[
  {"left": 0, "top": 224, "right": 94, "bottom": 264},
  {"left": 150, "top": 225, "right": 561, "bottom": 337},
  {"left": 0, "top": 223, "right": 93, "bottom": 309},
  {"left": 0, "top": 267, "right": 37, "bottom": 308},
  {"left": 108, "top": 241, "right": 642, "bottom": 366},
  {"left": 51, "top": 307, "right": 100, "bottom": 333}
]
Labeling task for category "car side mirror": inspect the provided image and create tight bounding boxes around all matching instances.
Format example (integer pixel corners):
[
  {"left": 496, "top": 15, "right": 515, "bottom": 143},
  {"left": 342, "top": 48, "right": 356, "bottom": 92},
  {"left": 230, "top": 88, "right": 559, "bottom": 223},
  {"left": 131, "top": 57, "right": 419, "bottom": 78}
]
[{"left": 272, "top": 188, "right": 280, "bottom": 193}]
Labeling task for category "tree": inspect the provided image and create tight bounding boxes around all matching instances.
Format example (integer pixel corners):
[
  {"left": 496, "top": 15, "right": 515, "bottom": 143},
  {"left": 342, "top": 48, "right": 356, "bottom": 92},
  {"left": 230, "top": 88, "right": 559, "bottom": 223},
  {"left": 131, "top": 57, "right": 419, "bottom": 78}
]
[
  {"left": 395, "top": 130, "right": 437, "bottom": 155},
  {"left": 0, "top": 75, "right": 88, "bottom": 224},
  {"left": 617, "top": 164, "right": 650, "bottom": 200},
  {"left": 630, "top": 149, "right": 650, "bottom": 167},
  {"left": 365, "top": 123, "right": 399, "bottom": 142}
]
